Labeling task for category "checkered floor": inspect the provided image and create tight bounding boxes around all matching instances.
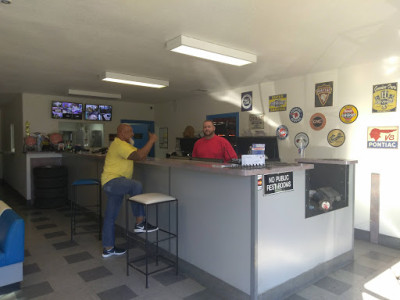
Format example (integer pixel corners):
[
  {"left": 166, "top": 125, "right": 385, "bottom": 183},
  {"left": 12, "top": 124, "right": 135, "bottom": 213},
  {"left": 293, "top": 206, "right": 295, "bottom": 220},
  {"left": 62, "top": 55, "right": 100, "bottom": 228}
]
[{"left": 1, "top": 184, "right": 400, "bottom": 299}]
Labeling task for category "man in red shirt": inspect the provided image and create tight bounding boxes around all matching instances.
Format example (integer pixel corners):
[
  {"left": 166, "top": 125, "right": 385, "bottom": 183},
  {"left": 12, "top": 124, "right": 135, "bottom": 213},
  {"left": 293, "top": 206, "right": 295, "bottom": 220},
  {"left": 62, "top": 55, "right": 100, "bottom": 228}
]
[{"left": 192, "top": 120, "right": 237, "bottom": 163}]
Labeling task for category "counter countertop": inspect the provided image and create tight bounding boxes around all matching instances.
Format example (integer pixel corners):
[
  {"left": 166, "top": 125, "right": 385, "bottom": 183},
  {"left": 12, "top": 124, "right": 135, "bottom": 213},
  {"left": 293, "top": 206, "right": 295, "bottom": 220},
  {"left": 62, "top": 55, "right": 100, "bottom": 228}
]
[
  {"left": 62, "top": 152, "right": 106, "bottom": 160},
  {"left": 296, "top": 158, "right": 358, "bottom": 165},
  {"left": 136, "top": 158, "right": 314, "bottom": 176},
  {"left": 61, "top": 153, "right": 314, "bottom": 176}
]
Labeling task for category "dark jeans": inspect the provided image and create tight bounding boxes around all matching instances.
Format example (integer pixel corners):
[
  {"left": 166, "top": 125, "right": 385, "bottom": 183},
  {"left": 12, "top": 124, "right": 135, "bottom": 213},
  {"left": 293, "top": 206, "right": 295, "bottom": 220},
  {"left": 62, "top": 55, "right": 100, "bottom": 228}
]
[{"left": 102, "top": 177, "right": 144, "bottom": 247}]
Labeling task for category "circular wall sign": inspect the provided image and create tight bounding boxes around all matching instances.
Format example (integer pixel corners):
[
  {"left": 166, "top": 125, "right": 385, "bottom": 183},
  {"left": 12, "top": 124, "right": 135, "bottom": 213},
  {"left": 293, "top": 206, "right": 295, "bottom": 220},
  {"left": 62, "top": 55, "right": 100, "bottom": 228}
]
[
  {"left": 327, "top": 129, "right": 345, "bottom": 147},
  {"left": 339, "top": 105, "right": 358, "bottom": 124},
  {"left": 276, "top": 125, "right": 289, "bottom": 140},
  {"left": 309, "top": 113, "right": 326, "bottom": 131},
  {"left": 294, "top": 132, "right": 309, "bottom": 149},
  {"left": 289, "top": 107, "right": 303, "bottom": 123}
]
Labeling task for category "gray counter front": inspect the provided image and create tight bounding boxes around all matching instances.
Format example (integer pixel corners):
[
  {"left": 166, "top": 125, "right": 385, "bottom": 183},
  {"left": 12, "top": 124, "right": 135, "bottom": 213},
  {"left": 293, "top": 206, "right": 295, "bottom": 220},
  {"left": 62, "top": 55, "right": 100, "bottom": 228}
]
[
  {"left": 132, "top": 158, "right": 355, "bottom": 299},
  {"left": 61, "top": 155, "right": 356, "bottom": 299}
]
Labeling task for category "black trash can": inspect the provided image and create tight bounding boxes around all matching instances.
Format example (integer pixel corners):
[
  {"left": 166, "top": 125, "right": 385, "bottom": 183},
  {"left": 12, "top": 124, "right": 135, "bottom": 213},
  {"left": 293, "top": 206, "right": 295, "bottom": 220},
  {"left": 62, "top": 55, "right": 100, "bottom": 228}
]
[{"left": 33, "top": 165, "right": 68, "bottom": 208}]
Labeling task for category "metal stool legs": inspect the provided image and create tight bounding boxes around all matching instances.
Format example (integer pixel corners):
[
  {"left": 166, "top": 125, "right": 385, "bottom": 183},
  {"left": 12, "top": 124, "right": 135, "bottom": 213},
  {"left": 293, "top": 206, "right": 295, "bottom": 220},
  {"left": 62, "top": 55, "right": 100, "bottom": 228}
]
[
  {"left": 126, "top": 193, "right": 178, "bottom": 288},
  {"left": 70, "top": 179, "right": 102, "bottom": 241}
]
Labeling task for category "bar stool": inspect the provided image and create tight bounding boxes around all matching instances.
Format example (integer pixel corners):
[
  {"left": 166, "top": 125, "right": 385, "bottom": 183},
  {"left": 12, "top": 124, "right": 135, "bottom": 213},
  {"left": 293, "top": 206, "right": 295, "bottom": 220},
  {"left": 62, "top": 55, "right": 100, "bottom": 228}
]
[
  {"left": 126, "top": 193, "right": 178, "bottom": 288},
  {"left": 70, "top": 179, "right": 102, "bottom": 241}
]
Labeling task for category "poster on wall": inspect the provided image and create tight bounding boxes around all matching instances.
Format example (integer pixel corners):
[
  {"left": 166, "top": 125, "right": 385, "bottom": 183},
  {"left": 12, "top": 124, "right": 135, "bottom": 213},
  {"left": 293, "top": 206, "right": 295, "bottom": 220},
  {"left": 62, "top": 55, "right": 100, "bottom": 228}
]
[
  {"left": 249, "top": 114, "right": 264, "bottom": 129},
  {"left": 269, "top": 94, "right": 287, "bottom": 112},
  {"left": 241, "top": 91, "right": 253, "bottom": 111},
  {"left": 159, "top": 127, "right": 168, "bottom": 148},
  {"left": 315, "top": 81, "right": 333, "bottom": 107},
  {"left": 372, "top": 82, "right": 397, "bottom": 113},
  {"left": 367, "top": 126, "right": 398, "bottom": 149}
]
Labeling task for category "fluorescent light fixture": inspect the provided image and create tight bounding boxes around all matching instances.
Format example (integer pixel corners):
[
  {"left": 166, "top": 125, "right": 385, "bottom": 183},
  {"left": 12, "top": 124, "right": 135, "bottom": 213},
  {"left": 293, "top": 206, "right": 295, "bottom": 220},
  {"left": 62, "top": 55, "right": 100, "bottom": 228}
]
[
  {"left": 166, "top": 35, "right": 257, "bottom": 66},
  {"left": 102, "top": 72, "right": 169, "bottom": 88},
  {"left": 68, "top": 89, "right": 121, "bottom": 99}
]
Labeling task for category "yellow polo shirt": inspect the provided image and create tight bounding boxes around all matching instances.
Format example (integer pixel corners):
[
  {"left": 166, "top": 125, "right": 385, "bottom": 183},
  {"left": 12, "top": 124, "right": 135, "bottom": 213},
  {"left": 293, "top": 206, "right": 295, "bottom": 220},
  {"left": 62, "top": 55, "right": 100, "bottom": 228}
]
[{"left": 101, "top": 137, "right": 138, "bottom": 186}]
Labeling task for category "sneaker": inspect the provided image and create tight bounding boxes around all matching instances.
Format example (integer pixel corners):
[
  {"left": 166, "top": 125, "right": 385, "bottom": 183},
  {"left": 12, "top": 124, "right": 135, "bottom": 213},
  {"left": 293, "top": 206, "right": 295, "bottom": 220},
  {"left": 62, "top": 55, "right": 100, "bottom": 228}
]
[
  {"left": 134, "top": 221, "right": 159, "bottom": 233},
  {"left": 102, "top": 247, "right": 126, "bottom": 258}
]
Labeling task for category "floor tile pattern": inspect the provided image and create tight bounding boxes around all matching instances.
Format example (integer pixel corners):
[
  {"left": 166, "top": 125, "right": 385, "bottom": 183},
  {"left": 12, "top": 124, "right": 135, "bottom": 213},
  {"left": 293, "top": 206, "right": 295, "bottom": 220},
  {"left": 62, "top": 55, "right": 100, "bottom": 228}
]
[{"left": 1, "top": 184, "right": 400, "bottom": 299}]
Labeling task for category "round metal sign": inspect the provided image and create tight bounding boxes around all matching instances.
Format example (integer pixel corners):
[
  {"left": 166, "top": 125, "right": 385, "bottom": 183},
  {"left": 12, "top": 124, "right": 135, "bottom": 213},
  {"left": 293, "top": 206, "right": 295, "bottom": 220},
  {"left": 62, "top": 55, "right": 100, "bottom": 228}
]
[
  {"left": 276, "top": 125, "right": 289, "bottom": 140},
  {"left": 339, "top": 105, "right": 358, "bottom": 124},
  {"left": 309, "top": 113, "right": 326, "bottom": 131},
  {"left": 327, "top": 129, "right": 345, "bottom": 147},
  {"left": 289, "top": 107, "right": 303, "bottom": 123},
  {"left": 294, "top": 132, "right": 309, "bottom": 149}
]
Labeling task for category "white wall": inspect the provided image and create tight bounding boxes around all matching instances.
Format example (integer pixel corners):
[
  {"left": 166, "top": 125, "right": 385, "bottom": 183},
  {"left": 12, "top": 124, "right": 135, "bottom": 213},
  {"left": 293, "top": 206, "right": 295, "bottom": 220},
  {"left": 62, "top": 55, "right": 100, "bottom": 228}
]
[
  {"left": 155, "top": 61, "right": 400, "bottom": 239},
  {"left": 0, "top": 93, "right": 156, "bottom": 197},
  {"left": 22, "top": 93, "right": 155, "bottom": 148}
]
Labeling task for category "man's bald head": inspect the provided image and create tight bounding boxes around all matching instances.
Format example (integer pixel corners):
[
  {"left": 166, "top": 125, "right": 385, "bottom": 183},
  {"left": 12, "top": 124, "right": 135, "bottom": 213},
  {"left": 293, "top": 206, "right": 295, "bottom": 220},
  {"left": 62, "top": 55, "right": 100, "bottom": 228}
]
[{"left": 117, "top": 124, "right": 133, "bottom": 142}]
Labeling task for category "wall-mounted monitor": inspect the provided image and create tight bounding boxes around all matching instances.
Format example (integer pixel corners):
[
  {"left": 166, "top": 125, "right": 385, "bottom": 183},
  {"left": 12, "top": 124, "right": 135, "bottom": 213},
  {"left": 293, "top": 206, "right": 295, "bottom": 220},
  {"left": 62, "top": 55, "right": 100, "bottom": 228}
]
[
  {"left": 84, "top": 104, "right": 112, "bottom": 121},
  {"left": 99, "top": 104, "right": 112, "bottom": 121},
  {"left": 84, "top": 104, "right": 99, "bottom": 121},
  {"left": 51, "top": 101, "right": 83, "bottom": 120}
]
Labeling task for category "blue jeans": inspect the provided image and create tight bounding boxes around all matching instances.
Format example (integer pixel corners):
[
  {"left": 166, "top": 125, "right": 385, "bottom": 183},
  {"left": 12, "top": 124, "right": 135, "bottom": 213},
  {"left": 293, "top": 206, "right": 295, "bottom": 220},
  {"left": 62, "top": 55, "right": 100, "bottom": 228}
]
[{"left": 102, "top": 177, "right": 144, "bottom": 247}]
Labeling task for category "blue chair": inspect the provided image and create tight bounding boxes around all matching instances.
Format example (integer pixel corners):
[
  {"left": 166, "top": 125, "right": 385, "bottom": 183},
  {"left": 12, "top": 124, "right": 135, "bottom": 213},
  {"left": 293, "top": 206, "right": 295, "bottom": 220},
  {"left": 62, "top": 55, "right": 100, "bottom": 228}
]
[{"left": 71, "top": 179, "right": 102, "bottom": 241}]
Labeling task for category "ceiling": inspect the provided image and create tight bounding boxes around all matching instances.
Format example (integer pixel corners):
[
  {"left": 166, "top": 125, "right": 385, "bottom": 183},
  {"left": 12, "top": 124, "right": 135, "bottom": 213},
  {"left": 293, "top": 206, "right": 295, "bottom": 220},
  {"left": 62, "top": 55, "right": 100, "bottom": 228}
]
[{"left": 1, "top": 0, "right": 400, "bottom": 103}]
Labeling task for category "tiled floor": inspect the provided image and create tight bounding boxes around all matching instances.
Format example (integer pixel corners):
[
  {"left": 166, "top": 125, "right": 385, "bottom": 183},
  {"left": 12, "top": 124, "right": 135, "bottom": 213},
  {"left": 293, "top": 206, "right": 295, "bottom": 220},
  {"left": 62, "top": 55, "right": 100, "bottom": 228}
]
[{"left": 1, "top": 184, "right": 400, "bottom": 299}]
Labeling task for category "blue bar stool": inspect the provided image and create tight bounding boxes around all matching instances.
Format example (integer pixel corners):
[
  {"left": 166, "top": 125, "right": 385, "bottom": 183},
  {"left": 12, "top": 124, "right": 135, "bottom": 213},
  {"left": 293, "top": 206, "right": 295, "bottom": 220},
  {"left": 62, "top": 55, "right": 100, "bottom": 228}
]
[
  {"left": 126, "top": 193, "right": 178, "bottom": 288},
  {"left": 70, "top": 179, "right": 102, "bottom": 241}
]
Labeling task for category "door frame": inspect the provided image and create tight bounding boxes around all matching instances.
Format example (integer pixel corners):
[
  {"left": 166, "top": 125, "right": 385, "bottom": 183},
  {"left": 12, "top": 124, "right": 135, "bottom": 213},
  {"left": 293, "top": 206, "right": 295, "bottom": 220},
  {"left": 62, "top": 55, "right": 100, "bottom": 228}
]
[{"left": 121, "top": 119, "right": 155, "bottom": 157}]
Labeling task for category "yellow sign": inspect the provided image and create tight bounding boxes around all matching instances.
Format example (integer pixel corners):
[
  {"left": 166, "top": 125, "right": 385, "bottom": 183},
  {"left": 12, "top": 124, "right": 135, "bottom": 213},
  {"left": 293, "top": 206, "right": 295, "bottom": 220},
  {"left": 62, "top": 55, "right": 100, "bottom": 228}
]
[
  {"left": 339, "top": 105, "right": 358, "bottom": 124},
  {"left": 372, "top": 82, "right": 397, "bottom": 112},
  {"left": 327, "top": 129, "right": 345, "bottom": 147},
  {"left": 269, "top": 94, "right": 287, "bottom": 112}
]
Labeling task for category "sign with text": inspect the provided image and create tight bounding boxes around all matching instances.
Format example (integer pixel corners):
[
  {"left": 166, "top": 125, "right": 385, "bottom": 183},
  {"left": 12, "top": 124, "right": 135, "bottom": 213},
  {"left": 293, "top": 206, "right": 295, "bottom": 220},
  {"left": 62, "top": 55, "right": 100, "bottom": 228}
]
[
  {"left": 367, "top": 126, "right": 398, "bottom": 149},
  {"left": 264, "top": 172, "right": 293, "bottom": 195},
  {"left": 315, "top": 81, "right": 333, "bottom": 107},
  {"left": 372, "top": 82, "right": 397, "bottom": 113},
  {"left": 269, "top": 94, "right": 287, "bottom": 112}
]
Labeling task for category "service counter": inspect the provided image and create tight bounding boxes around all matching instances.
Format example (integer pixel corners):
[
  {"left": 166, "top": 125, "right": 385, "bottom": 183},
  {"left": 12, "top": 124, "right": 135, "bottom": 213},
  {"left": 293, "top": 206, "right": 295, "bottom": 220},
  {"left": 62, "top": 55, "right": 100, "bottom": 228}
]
[
  {"left": 133, "top": 158, "right": 356, "bottom": 299},
  {"left": 60, "top": 154, "right": 356, "bottom": 299}
]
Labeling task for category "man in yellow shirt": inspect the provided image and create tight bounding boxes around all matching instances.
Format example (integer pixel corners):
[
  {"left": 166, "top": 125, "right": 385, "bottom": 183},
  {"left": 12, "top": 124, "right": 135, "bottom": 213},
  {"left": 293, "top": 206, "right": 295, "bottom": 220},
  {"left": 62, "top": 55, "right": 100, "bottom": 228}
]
[{"left": 101, "top": 123, "right": 157, "bottom": 258}]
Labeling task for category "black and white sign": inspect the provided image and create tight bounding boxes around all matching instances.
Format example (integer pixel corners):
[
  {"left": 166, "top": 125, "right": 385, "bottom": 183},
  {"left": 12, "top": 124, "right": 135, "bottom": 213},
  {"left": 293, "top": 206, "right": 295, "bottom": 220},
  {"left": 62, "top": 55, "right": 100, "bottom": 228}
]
[
  {"left": 241, "top": 91, "right": 253, "bottom": 111},
  {"left": 264, "top": 172, "right": 293, "bottom": 195}
]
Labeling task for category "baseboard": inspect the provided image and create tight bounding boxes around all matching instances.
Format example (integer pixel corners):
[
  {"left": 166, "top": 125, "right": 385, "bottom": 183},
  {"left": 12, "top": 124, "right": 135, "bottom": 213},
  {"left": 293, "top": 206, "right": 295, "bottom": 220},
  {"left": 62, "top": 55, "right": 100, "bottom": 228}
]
[
  {"left": 260, "top": 250, "right": 353, "bottom": 300},
  {"left": 118, "top": 224, "right": 355, "bottom": 299},
  {"left": 355, "top": 228, "right": 400, "bottom": 250}
]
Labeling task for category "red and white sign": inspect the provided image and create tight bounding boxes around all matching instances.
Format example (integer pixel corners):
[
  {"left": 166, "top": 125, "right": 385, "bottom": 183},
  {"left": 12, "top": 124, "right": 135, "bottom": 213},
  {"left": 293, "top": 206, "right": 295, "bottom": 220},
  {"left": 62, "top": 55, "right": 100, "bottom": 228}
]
[{"left": 367, "top": 126, "right": 398, "bottom": 149}]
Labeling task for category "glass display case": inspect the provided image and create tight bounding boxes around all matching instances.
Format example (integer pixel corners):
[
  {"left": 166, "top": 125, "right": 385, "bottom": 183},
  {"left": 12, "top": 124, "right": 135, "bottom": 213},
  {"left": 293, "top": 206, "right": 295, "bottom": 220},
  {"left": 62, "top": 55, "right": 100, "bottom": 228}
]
[{"left": 297, "top": 159, "right": 357, "bottom": 218}]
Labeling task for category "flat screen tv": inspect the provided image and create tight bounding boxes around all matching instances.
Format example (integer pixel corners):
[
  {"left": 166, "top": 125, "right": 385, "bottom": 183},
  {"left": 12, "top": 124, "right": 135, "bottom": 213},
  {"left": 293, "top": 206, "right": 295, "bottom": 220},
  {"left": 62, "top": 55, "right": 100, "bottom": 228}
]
[
  {"left": 51, "top": 101, "right": 83, "bottom": 120},
  {"left": 84, "top": 104, "right": 112, "bottom": 121},
  {"left": 99, "top": 104, "right": 112, "bottom": 121}
]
